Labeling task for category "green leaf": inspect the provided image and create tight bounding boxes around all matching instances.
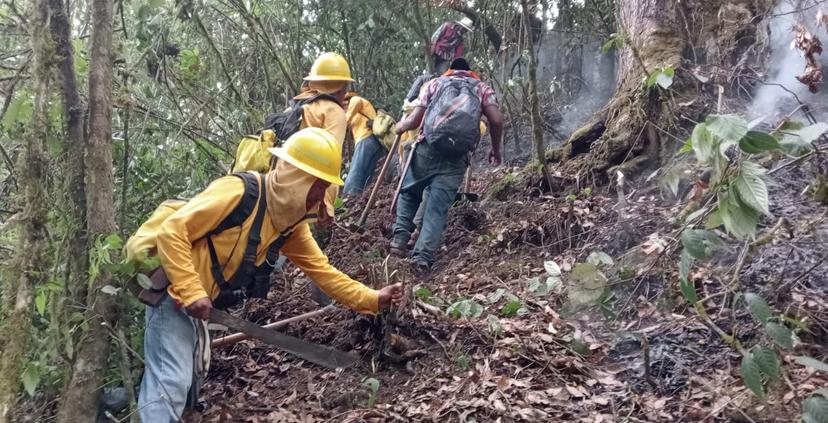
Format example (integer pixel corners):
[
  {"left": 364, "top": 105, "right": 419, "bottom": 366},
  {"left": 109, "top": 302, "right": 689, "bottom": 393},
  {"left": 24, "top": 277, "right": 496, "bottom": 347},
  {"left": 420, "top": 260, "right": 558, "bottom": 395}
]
[
  {"left": 780, "top": 133, "right": 815, "bottom": 157},
  {"left": 35, "top": 289, "right": 47, "bottom": 316},
  {"left": 456, "top": 355, "right": 470, "bottom": 370},
  {"left": 414, "top": 286, "right": 433, "bottom": 302},
  {"left": 744, "top": 293, "right": 773, "bottom": 324},
  {"left": 741, "top": 353, "right": 765, "bottom": 397},
  {"left": 363, "top": 377, "right": 380, "bottom": 393},
  {"left": 706, "top": 114, "right": 749, "bottom": 143},
  {"left": 753, "top": 347, "right": 780, "bottom": 380},
  {"left": 681, "top": 229, "right": 722, "bottom": 260},
  {"left": 739, "top": 131, "right": 780, "bottom": 154},
  {"left": 21, "top": 365, "right": 40, "bottom": 397},
  {"left": 447, "top": 299, "right": 483, "bottom": 319},
  {"left": 486, "top": 315, "right": 503, "bottom": 336},
  {"left": 795, "top": 356, "right": 828, "bottom": 373},
  {"left": 136, "top": 273, "right": 153, "bottom": 290},
  {"left": 690, "top": 123, "right": 714, "bottom": 163},
  {"left": 705, "top": 209, "right": 724, "bottom": 229},
  {"left": 656, "top": 67, "right": 674, "bottom": 89},
  {"left": 487, "top": 288, "right": 506, "bottom": 304},
  {"left": 718, "top": 192, "right": 760, "bottom": 240},
  {"left": 569, "top": 263, "right": 608, "bottom": 305},
  {"left": 735, "top": 161, "right": 770, "bottom": 215},
  {"left": 586, "top": 251, "right": 614, "bottom": 267},
  {"left": 679, "top": 278, "right": 698, "bottom": 304},
  {"left": 679, "top": 139, "right": 693, "bottom": 154},
  {"left": 543, "top": 260, "right": 561, "bottom": 276},
  {"left": 803, "top": 394, "right": 828, "bottom": 423},
  {"left": 679, "top": 250, "right": 694, "bottom": 285},
  {"left": 500, "top": 299, "right": 525, "bottom": 317},
  {"left": 764, "top": 322, "right": 794, "bottom": 349}
]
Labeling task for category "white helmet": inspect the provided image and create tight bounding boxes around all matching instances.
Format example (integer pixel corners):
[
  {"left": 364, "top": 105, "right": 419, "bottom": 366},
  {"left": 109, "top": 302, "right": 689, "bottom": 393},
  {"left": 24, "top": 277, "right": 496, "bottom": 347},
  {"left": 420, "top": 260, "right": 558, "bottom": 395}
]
[{"left": 457, "top": 17, "right": 473, "bottom": 32}]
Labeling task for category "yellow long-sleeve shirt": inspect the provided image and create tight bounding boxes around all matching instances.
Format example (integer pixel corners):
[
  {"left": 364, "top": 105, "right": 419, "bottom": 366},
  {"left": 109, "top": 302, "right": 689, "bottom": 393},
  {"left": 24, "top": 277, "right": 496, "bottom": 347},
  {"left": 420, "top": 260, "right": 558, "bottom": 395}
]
[
  {"left": 346, "top": 96, "right": 377, "bottom": 143},
  {"left": 294, "top": 91, "right": 346, "bottom": 216},
  {"left": 156, "top": 175, "right": 379, "bottom": 314}
]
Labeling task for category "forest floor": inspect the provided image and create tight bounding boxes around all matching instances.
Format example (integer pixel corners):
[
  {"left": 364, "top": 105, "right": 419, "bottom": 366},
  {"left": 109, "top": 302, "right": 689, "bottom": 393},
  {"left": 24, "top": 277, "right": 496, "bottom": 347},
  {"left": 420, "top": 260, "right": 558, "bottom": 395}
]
[{"left": 193, "top": 152, "right": 828, "bottom": 422}]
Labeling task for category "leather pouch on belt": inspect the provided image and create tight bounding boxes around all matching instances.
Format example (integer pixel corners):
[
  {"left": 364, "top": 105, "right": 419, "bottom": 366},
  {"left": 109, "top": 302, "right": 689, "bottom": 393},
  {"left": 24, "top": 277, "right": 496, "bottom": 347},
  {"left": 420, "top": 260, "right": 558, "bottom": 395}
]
[{"left": 137, "top": 268, "right": 170, "bottom": 307}]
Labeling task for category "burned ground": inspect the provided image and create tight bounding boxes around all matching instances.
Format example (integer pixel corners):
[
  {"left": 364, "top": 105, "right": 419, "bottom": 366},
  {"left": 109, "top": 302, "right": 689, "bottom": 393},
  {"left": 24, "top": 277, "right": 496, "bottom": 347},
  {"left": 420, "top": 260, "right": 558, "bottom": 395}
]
[{"left": 193, "top": 151, "right": 827, "bottom": 423}]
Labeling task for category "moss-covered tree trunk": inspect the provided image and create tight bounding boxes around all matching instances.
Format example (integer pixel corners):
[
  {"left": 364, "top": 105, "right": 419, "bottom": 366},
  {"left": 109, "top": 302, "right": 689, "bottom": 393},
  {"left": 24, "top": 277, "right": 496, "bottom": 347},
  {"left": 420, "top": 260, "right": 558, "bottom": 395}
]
[
  {"left": 55, "top": 0, "right": 117, "bottom": 419},
  {"left": 0, "top": 0, "right": 51, "bottom": 418},
  {"left": 549, "top": 0, "right": 774, "bottom": 183}
]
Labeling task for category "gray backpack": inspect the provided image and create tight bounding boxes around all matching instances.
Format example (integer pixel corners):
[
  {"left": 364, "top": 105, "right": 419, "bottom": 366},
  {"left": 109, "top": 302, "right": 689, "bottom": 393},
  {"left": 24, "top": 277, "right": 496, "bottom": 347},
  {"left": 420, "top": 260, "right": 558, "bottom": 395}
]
[{"left": 422, "top": 76, "right": 482, "bottom": 157}]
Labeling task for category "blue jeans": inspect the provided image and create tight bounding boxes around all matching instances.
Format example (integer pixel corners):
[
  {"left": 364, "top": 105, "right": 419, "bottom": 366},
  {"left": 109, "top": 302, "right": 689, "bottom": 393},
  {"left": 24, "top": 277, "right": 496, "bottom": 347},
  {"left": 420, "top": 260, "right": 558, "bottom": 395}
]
[
  {"left": 343, "top": 135, "right": 385, "bottom": 195},
  {"left": 138, "top": 294, "right": 196, "bottom": 423},
  {"left": 392, "top": 142, "right": 466, "bottom": 265}
]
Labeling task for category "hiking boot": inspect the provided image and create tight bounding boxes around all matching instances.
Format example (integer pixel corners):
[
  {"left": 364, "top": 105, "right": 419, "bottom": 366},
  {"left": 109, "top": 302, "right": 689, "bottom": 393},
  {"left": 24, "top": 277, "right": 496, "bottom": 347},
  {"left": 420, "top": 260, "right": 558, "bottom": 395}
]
[
  {"left": 389, "top": 240, "right": 409, "bottom": 258},
  {"left": 407, "top": 228, "right": 420, "bottom": 248},
  {"left": 410, "top": 260, "right": 431, "bottom": 277}
]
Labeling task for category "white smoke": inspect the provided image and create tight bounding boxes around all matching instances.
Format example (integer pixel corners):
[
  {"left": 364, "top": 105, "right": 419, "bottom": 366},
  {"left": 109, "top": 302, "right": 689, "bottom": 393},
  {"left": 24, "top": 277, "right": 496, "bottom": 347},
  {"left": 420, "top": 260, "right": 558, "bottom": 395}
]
[{"left": 750, "top": 0, "right": 828, "bottom": 122}]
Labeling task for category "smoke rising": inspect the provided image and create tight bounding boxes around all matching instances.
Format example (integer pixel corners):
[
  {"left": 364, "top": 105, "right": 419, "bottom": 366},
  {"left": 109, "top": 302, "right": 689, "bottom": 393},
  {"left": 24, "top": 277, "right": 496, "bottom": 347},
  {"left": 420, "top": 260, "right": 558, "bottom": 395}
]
[{"left": 750, "top": 0, "right": 828, "bottom": 122}]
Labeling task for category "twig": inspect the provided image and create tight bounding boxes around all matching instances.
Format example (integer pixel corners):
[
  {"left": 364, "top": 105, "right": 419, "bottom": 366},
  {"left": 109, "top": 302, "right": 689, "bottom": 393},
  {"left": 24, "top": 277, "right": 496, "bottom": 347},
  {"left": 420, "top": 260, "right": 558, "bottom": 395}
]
[
  {"left": 778, "top": 253, "right": 827, "bottom": 293},
  {"left": 211, "top": 304, "right": 336, "bottom": 347}
]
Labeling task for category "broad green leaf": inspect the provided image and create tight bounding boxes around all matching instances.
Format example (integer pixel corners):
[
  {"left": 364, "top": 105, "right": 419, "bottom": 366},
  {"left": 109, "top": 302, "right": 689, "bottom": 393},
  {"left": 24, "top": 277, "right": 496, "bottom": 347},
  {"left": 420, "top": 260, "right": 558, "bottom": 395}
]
[
  {"left": 764, "top": 322, "right": 794, "bottom": 349},
  {"left": 752, "top": 347, "right": 780, "bottom": 380},
  {"left": 586, "top": 251, "right": 614, "bottom": 267},
  {"left": 487, "top": 288, "right": 507, "bottom": 304},
  {"left": 21, "top": 365, "right": 40, "bottom": 397},
  {"left": 569, "top": 263, "right": 608, "bottom": 305},
  {"left": 546, "top": 276, "right": 562, "bottom": 293},
  {"left": 690, "top": 123, "right": 714, "bottom": 163},
  {"left": 447, "top": 299, "right": 483, "bottom": 319},
  {"left": 544, "top": 260, "right": 561, "bottom": 276},
  {"left": 744, "top": 293, "right": 773, "bottom": 324},
  {"left": 795, "top": 356, "right": 828, "bottom": 373},
  {"left": 679, "top": 276, "right": 698, "bottom": 304},
  {"left": 654, "top": 68, "right": 674, "bottom": 89},
  {"left": 35, "top": 290, "right": 47, "bottom": 316},
  {"left": 803, "top": 394, "right": 828, "bottom": 423},
  {"left": 706, "top": 114, "right": 749, "bottom": 143},
  {"left": 679, "top": 250, "right": 694, "bottom": 284},
  {"left": 705, "top": 209, "right": 724, "bottom": 229},
  {"left": 739, "top": 131, "right": 780, "bottom": 154},
  {"left": 136, "top": 273, "right": 153, "bottom": 290},
  {"left": 681, "top": 229, "right": 722, "bottom": 260},
  {"left": 741, "top": 353, "right": 765, "bottom": 397},
  {"left": 718, "top": 192, "right": 760, "bottom": 240},
  {"left": 735, "top": 161, "right": 770, "bottom": 215}
]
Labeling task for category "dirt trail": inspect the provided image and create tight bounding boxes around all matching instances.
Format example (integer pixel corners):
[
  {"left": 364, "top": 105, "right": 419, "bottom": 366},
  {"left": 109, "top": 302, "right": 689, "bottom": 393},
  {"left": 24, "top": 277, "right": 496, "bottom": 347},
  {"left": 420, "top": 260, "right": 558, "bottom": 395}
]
[{"left": 194, "top": 159, "right": 827, "bottom": 422}]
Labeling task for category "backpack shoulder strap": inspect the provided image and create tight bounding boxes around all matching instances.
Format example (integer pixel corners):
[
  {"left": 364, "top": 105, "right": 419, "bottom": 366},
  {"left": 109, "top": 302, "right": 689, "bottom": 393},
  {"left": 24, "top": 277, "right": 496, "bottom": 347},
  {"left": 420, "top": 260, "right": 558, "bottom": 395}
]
[
  {"left": 303, "top": 93, "right": 339, "bottom": 105},
  {"left": 209, "top": 172, "right": 259, "bottom": 236}
]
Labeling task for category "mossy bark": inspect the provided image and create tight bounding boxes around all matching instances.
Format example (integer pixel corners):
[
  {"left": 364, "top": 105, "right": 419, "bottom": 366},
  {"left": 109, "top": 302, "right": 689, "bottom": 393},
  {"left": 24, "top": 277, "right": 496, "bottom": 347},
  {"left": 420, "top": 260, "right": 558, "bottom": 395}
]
[
  {"left": 0, "top": 0, "right": 51, "bottom": 419},
  {"left": 548, "top": 0, "right": 775, "bottom": 183},
  {"left": 55, "top": 0, "right": 118, "bottom": 419}
]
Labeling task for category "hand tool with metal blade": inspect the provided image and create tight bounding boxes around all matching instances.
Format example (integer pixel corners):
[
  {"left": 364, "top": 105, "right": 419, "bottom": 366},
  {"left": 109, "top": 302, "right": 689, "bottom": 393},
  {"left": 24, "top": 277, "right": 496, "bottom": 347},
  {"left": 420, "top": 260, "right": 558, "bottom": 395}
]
[{"left": 208, "top": 309, "right": 359, "bottom": 369}]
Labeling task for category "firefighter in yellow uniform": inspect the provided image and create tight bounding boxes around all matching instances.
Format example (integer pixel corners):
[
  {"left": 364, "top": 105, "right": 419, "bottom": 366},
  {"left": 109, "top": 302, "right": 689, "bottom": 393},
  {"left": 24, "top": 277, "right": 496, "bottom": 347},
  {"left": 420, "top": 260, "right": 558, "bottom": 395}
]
[{"left": 137, "top": 128, "right": 403, "bottom": 423}]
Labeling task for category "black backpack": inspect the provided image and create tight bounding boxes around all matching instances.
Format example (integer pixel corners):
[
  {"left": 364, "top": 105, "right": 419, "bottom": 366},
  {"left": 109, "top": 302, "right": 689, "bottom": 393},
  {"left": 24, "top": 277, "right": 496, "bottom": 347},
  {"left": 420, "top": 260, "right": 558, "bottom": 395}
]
[
  {"left": 421, "top": 76, "right": 482, "bottom": 157},
  {"left": 263, "top": 94, "right": 339, "bottom": 142},
  {"left": 208, "top": 172, "right": 311, "bottom": 309}
]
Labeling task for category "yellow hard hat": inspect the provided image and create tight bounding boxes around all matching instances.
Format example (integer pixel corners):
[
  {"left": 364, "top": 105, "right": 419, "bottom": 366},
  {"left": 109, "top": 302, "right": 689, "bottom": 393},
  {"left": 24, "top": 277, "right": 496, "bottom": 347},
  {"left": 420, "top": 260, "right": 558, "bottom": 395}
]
[
  {"left": 304, "top": 52, "right": 354, "bottom": 82},
  {"left": 268, "top": 128, "right": 345, "bottom": 186}
]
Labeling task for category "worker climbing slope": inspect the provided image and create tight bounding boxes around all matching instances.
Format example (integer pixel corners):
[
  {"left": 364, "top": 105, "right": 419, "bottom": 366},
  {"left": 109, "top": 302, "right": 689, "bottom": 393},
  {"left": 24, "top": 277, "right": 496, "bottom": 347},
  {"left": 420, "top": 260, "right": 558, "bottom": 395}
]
[
  {"left": 391, "top": 58, "right": 503, "bottom": 275},
  {"left": 431, "top": 17, "right": 473, "bottom": 73},
  {"left": 134, "top": 128, "right": 403, "bottom": 422},
  {"left": 342, "top": 92, "right": 381, "bottom": 195}
]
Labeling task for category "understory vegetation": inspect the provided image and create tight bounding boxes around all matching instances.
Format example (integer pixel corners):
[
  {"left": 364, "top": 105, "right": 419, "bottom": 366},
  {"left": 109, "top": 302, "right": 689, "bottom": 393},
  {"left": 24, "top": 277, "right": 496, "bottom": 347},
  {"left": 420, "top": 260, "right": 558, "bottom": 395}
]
[{"left": 0, "top": 0, "right": 827, "bottom": 422}]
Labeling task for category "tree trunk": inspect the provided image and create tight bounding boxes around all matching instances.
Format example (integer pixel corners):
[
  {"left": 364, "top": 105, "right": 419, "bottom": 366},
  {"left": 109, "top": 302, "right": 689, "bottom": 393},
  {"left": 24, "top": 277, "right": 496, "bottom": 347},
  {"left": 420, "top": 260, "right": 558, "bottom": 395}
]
[
  {"left": 549, "top": 0, "right": 774, "bottom": 183},
  {"left": 521, "top": 0, "right": 553, "bottom": 188},
  {"left": 47, "top": 0, "right": 89, "bottom": 338},
  {"left": 55, "top": 0, "right": 117, "bottom": 420},
  {"left": 0, "top": 0, "right": 51, "bottom": 418}
]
